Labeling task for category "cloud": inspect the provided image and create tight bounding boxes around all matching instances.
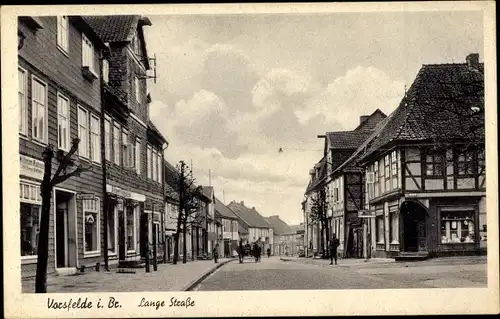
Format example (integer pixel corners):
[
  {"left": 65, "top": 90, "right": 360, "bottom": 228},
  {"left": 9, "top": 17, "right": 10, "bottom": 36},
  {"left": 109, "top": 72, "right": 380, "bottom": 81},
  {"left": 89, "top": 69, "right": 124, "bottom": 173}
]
[{"left": 298, "top": 66, "right": 405, "bottom": 130}]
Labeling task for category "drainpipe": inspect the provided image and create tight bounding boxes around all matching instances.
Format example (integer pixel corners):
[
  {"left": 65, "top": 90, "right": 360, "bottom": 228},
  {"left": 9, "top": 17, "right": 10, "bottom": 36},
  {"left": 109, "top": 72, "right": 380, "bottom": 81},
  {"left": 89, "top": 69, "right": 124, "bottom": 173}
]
[{"left": 99, "top": 46, "right": 109, "bottom": 272}]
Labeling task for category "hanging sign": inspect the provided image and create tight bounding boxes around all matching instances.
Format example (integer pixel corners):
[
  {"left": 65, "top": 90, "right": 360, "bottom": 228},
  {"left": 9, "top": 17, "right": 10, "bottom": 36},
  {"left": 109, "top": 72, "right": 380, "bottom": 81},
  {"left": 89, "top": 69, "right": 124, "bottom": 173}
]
[
  {"left": 85, "top": 214, "right": 95, "bottom": 224},
  {"left": 76, "top": 193, "right": 96, "bottom": 200}
]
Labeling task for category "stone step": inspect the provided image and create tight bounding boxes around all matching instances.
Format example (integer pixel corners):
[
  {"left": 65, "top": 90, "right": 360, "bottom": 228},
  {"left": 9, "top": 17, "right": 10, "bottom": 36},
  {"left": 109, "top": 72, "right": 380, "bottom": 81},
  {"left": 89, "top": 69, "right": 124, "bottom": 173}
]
[{"left": 395, "top": 251, "right": 429, "bottom": 261}]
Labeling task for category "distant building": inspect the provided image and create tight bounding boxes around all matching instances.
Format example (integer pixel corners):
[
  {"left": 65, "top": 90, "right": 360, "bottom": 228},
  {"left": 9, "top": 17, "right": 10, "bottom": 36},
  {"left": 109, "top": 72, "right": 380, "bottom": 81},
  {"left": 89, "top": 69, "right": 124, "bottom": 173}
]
[
  {"left": 265, "top": 215, "right": 295, "bottom": 256},
  {"left": 214, "top": 198, "right": 240, "bottom": 257},
  {"left": 228, "top": 201, "right": 274, "bottom": 253}
]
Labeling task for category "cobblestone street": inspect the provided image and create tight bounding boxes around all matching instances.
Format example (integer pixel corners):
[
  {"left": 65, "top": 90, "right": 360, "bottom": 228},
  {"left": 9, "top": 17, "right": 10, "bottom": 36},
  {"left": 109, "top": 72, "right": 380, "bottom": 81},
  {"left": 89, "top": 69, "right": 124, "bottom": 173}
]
[
  {"left": 194, "top": 256, "right": 487, "bottom": 291},
  {"left": 22, "top": 259, "right": 233, "bottom": 293}
]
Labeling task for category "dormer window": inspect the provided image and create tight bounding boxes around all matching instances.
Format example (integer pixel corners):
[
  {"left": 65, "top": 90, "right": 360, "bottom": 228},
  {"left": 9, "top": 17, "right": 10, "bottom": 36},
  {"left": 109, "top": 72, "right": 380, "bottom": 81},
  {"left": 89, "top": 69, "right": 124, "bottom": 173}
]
[{"left": 82, "top": 33, "right": 97, "bottom": 81}]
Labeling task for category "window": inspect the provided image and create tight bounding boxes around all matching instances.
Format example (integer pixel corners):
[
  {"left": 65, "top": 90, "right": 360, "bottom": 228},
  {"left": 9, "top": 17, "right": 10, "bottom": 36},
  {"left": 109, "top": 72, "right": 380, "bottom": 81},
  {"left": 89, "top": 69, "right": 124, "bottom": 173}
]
[
  {"left": 376, "top": 215, "right": 384, "bottom": 244},
  {"left": 122, "top": 130, "right": 129, "bottom": 167},
  {"left": 83, "top": 198, "right": 100, "bottom": 254},
  {"left": 157, "top": 151, "right": 162, "bottom": 182},
  {"left": 126, "top": 206, "right": 137, "bottom": 252},
  {"left": 426, "top": 152, "right": 444, "bottom": 176},
  {"left": 113, "top": 124, "right": 120, "bottom": 165},
  {"left": 152, "top": 149, "right": 157, "bottom": 182},
  {"left": 32, "top": 77, "right": 48, "bottom": 143},
  {"left": 90, "top": 115, "right": 100, "bottom": 163},
  {"left": 333, "top": 187, "right": 339, "bottom": 202},
  {"left": 77, "top": 107, "right": 89, "bottom": 158},
  {"left": 373, "top": 161, "right": 379, "bottom": 198},
  {"left": 147, "top": 145, "right": 152, "bottom": 179},
  {"left": 108, "top": 205, "right": 117, "bottom": 255},
  {"left": 57, "top": 94, "right": 70, "bottom": 151},
  {"left": 478, "top": 149, "right": 485, "bottom": 174},
  {"left": 18, "top": 68, "right": 28, "bottom": 135},
  {"left": 82, "top": 33, "right": 96, "bottom": 74},
  {"left": 57, "top": 16, "right": 69, "bottom": 52},
  {"left": 457, "top": 150, "right": 474, "bottom": 176},
  {"left": 391, "top": 151, "right": 398, "bottom": 189},
  {"left": 440, "top": 210, "right": 475, "bottom": 244},
  {"left": 104, "top": 116, "right": 111, "bottom": 161},
  {"left": 135, "top": 138, "right": 141, "bottom": 174},
  {"left": 102, "top": 59, "right": 109, "bottom": 83},
  {"left": 20, "top": 182, "right": 42, "bottom": 257},
  {"left": 384, "top": 154, "right": 391, "bottom": 191},
  {"left": 135, "top": 76, "right": 142, "bottom": 104}
]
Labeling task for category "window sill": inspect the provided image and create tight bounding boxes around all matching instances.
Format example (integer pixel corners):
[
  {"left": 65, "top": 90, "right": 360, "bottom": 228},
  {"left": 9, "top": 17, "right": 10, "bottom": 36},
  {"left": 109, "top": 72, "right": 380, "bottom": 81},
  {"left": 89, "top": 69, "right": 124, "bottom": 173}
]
[
  {"left": 31, "top": 139, "right": 48, "bottom": 148},
  {"left": 57, "top": 45, "right": 69, "bottom": 57},
  {"left": 19, "top": 133, "right": 29, "bottom": 140},
  {"left": 84, "top": 251, "right": 101, "bottom": 258},
  {"left": 82, "top": 66, "right": 98, "bottom": 82},
  {"left": 21, "top": 256, "right": 38, "bottom": 264},
  {"left": 127, "top": 250, "right": 136, "bottom": 254}
]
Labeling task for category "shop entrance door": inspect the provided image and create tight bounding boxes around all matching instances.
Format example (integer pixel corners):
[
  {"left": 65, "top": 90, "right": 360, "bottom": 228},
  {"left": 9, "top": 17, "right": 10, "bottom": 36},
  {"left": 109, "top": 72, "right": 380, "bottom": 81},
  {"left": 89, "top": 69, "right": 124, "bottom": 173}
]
[
  {"left": 402, "top": 201, "right": 427, "bottom": 252},
  {"left": 55, "top": 190, "right": 76, "bottom": 269}
]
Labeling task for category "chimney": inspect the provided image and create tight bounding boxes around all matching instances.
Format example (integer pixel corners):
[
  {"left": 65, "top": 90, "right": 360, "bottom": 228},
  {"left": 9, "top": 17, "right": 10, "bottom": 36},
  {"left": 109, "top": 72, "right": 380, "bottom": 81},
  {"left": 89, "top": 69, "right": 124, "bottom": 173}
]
[
  {"left": 466, "top": 53, "right": 479, "bottom": 68},
  {"left": 240, "top": 201, "right": 244, "bottom": 206},
  {"left": 360, "top": 115, "right": 369, "bottom": 124}
]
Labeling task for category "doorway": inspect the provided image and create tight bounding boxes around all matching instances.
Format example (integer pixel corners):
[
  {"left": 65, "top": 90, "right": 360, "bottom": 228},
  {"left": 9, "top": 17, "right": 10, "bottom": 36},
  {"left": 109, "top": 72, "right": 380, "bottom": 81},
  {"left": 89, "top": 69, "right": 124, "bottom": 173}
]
[
  {"left": 54, "top": 190, "right": 76, "bottom": 269},
  {"left": 402, "top": 201, "right": 427, "bottom": 252}
]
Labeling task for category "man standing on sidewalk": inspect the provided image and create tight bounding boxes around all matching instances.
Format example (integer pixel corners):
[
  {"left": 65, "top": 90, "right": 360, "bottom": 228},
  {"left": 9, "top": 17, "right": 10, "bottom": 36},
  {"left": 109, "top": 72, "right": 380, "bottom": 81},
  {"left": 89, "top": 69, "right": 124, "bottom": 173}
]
[
  {"left": 214, "top": 244, "right": 220, "bottom": 263},
  {"left": 329, "top": 234, "right": 340, "bottom": 265}
]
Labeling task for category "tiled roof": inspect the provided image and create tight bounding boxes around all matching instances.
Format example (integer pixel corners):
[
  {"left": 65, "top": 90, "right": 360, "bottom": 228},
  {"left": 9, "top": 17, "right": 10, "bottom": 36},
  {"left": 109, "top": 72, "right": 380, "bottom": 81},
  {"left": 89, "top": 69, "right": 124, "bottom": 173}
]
[
  {"left": 214, "top": 198, "right": 238, "bottom": 219},
  {"left": 227, "top": 202, "right": 271, "bottom": 228},
  {"left": 354, "top": 109, "right": 387, "bottom": 132},
  {"left": 82, "top": 15, "right": 139, "bottom": 42},
  {"left": 305, "top": 157, "right": 328, "bottom": 194},
  {"left": 201, "top": 186, "right": 214, "bottom": 201},
  {"left": 238, "top": 223, "right": 249, "bottom": 234},
  {"left": 264, "top": 216, "right": 294, "bottom": 235},
  {"left": 148, "top": 120, "right": 168, "bottom": 144},
  {"left": 326, "top": 130, "right": 371, "bottom": 150},
  {"left": 359, "top": 61, "right": 484, "bottom": 162}
]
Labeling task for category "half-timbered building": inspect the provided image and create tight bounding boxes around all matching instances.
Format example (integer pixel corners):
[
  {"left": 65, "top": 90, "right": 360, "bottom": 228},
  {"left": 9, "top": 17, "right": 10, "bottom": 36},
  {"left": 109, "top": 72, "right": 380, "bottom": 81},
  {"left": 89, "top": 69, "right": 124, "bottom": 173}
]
[
  {"left": 356, "top": 54, "right": 485, "bottom": 259},
  {"left": 321, "top": 110, "right": 387, "bottom": 258},
  {"left": 18, "top": 15, "right": 107, "bottom": 277}
]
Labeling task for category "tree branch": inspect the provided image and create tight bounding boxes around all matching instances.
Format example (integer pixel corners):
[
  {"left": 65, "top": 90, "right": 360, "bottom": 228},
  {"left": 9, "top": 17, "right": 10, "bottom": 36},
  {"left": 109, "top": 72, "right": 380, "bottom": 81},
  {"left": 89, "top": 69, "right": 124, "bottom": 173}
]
[{"left": 51, "top": 164, "right": 92, "bottom": 186}]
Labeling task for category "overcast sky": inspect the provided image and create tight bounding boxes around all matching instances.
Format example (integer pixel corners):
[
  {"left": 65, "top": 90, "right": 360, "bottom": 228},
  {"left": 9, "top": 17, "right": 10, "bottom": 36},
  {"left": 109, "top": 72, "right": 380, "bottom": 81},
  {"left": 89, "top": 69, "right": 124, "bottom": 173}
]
[{"left": 145, "top": 11, "right": 483, "bottom": 225}]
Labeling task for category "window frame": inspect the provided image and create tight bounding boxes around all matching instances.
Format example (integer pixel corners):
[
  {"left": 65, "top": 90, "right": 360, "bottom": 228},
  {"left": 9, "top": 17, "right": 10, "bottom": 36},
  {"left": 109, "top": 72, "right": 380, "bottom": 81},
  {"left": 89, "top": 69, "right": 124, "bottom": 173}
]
[
  {"left": 83, "top": 197, "right": 101, "bottom": 256},
  {"left": 104, "top": 115, "right": 111, "bottom": 161},
  {"left": 57, "top": 93, "right": 71, "bottom": 152},
  {"left": 31, "top": 75, "right": 48, "bottom": 144},
  {"left": 113, "top": 123, "right": 121, "bottom": 165},
  {"left": 147, "top": 145, "right": 152, "bottom": 179},
  {"left": 90, "top": 114, "right": 101, "bottom": 163},
  {"left": 126, "top": 205, "right": 138, "bottom": 253},
  {"left": 56, "top": 16, "right": 69, "bottom": 53},
  {"left": 122, "top": 129, "right": 129, "bottom": 168},
  {"left": 135, "top": 76, "right": 142, "bottom": 104},
  {"left": 77, "top": 106, "right": 89, "bottom": 159},
  {"left": 102, "top": 59, "right": 109, "bottom": 83},
  {"left": 456, "top": 149, "right": 475, "bottom": 177},
  {"left": 135, "top": 138, "right": 141, "bottom": 175},
  {"left": 425, "top": 151, "right": 445, "bottom": 177},
  {"left": 18, "top": 67, "right": 28, "bottom": 136}
]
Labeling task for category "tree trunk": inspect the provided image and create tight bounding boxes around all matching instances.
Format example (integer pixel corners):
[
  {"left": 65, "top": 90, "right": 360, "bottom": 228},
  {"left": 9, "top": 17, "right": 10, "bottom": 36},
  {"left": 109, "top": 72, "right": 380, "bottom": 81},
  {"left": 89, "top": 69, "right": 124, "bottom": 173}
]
[
  {"left": 35, "top": 148, "right": 53, "bottom": 293},
  {"left": 320, "top": 219, "right": 325, "bottom": 259},
  {"left": 182, "top": 219, "right": 187, "bottom": 264},
  {"left": 191, "top": 225, "right": 195, "bottom": 261}
]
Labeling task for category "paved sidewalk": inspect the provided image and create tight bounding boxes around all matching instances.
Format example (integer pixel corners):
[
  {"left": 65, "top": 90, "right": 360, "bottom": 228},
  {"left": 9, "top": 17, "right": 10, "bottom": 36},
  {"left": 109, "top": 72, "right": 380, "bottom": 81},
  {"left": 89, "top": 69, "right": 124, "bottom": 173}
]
[
  {"left": 22, "top": 258, "right": 235, "bottom": 293},
  {"left": 280, "top": 255, "right": 487, "bottom": 269}
]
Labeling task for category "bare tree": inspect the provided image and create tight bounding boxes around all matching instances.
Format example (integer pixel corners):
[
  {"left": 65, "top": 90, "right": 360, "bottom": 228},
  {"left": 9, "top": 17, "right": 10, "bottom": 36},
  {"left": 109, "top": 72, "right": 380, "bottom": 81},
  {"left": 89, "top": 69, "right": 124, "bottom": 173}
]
[
  {"left": 309, "top": 187, "right": 329, "bottom": 259},
  {"left": 36, "top": 138, "right": 91, "bottom": 293}
]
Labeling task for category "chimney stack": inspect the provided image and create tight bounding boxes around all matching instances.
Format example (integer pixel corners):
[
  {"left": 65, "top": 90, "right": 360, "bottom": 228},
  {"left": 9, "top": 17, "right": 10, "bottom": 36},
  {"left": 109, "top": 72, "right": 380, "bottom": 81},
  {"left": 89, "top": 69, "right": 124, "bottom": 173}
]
[
  {"left": 360, "top": 115, "right": 369, "bottom": 124},
  {"left": 240, "top": 201, "right": 244, "bottom": 206},
  {"left": 466, "top": 53, "right": 479, "bottom": 68}
]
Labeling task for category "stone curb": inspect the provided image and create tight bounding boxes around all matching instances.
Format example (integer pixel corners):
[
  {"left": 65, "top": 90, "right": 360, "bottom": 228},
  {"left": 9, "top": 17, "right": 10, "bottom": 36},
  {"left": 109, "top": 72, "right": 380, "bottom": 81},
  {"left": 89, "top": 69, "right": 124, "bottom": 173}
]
[
  {"left": 182, "top": 258, "right": 236, "bottom": 291},
  {"left": 279, "top": 257, "right": 391, "bottom": 268}
]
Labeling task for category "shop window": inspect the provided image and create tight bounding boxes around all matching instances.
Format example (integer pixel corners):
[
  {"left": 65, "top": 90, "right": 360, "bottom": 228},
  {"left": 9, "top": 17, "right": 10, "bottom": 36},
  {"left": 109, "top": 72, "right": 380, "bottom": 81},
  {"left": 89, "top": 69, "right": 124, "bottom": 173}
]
[
  {"left": 83, "top": 198, "right": 100, "bottom": 254},
  {"left": 108, "top": 206, "right": 117, "bottom": 255},
  {"left": 425, "top": 152, "right": 445, "bottom": 176},
  {"left": 440, "top": 210, "right": 475, "bottom": 244},
  {"left": 389, "top": 210, "right": 399, "bottom": 244},
  {"left": 20, "top": 182, "right": 42, "bottom": 257},
  {"left": 376, "top": 216, "right": 384, "bottom": 244}
]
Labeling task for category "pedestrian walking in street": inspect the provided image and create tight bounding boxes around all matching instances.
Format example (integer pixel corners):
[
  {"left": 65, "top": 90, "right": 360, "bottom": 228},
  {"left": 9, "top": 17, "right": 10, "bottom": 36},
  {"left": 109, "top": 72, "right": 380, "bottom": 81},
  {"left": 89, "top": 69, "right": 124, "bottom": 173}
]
[
  {"left": 329, "top": 234, "right": 340, "bottom": 265},
  {"left": 238, "top": 240, "right": 244, "bottom": 263},
  {"left": 267, "top": 247, "right": 271, "bottom": 258},
  {"left": 213, "top": 244, "right": 220, "bottom": 263}
]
